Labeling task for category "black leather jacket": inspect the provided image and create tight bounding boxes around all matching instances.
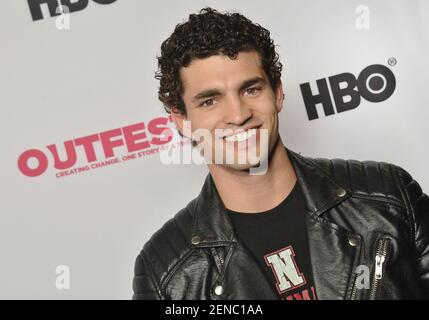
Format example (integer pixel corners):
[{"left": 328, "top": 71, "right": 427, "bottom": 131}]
[{"left": 132, "top": 148, "right": 429, "bottom": 300}]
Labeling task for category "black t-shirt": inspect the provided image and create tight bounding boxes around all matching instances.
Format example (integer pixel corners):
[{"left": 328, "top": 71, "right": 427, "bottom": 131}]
[{"left": 227, "top": 181, "right": 317, "bottom": 300}]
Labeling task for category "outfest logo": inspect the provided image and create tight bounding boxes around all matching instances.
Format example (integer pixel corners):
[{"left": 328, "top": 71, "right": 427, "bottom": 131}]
[{"left": 17, "top": 116, "right": 185, "bottom": 178}]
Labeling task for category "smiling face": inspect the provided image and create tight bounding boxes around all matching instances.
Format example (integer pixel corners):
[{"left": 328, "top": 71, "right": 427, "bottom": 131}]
[{"left": 171, "top": 50, "right": 284, "bottom": 172}]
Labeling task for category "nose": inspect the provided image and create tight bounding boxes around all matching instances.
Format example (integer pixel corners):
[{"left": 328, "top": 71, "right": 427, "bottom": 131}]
[{"left": 223, "top": 94, "right": 252, "bottom": 126}]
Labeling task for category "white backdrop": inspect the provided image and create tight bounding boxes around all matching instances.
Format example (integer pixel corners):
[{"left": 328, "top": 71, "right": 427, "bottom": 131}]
[{"left": 1, "top": 0, "right": 428, "bottom": 299}]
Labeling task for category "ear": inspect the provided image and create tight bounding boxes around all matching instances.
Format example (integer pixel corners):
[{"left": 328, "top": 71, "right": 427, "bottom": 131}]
[
  {"left": 274, "top": 80, "right": 284, "bottom": 113},
  {"left": 170, "top": 107, "right": 191, "bottom": 139}
]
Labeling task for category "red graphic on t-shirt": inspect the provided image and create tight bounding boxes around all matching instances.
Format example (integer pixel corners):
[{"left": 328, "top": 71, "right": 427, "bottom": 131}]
[{"left": 285, "top": 286, "right": 318, "bottom": 300}]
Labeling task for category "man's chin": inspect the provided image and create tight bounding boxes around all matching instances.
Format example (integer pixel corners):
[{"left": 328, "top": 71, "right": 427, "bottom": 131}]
[
  {"left": 223, "top": 161, "right": 261, "bottom": 172},
  {"left": 219, "top": 149, "right": 269, "bottom": 173}
]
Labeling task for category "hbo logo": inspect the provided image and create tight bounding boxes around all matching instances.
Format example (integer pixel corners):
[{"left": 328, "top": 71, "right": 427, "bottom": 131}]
[
  {"left": 28, "top": 0, "right": 117, "bottom": 21},
  {"left": 300, "top": 64, "right": 396, "bottom": 120}
]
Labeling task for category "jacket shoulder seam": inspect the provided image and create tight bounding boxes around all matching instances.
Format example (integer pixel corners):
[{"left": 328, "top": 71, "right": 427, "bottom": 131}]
[
  {"left": 349, "top": 192, "right": 405, "bottom": 209},
  {"left": 312, "top": 156, "right": 405, "bottom": 201},
  {"left": 142, "top": 206, "right": 194, "bottom": 298},
  {"left": 137, "top": 250, "right": 163, "bottom": 299},
  {"left": 392, "top": 164, "right": 416, "bottom": 246}
]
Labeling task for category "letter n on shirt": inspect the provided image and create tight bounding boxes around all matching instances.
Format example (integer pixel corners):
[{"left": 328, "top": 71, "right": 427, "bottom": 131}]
[{"left": 264, "top": 245, "right": 307, "bottom": 294}]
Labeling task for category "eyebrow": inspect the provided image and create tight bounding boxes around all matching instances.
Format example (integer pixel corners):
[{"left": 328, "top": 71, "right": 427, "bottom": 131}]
[{"left": 191, "top": 76, "right": 267, "bottom": 103}]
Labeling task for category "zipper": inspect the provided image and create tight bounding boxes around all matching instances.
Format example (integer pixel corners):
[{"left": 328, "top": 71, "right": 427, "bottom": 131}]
[
  {"left": 350, "top": 279, "right": 358, "bottom": 300},
  {"left": 349, "top": 238, "right": 362, "bottom": 300},
  {"left": 369, "top": 238, "right": 390, "bottom": 300},
  {"left": 218, "top": 252, "right": 224, "bottom": 266},
  {"left": 211, "top": 247, "right": 225, "bottom": 272}
]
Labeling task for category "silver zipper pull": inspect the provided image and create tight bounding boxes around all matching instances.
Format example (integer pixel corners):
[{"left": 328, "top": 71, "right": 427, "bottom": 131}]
[{"left": 375, "top": 254, "right": 385, "bottom": 280}]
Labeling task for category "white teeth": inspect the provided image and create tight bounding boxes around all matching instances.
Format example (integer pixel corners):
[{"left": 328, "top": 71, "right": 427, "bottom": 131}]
[{"left": 224, "top": 129, "right": 257, "bottom": 142}]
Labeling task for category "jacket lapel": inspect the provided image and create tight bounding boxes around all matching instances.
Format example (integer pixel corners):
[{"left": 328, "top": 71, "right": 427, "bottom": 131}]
[
  {"left": 187, "top": 171, "right": 277, "bottom": 299},
  {"left": 188, "top": 147, "right": 361, "bottom": 299},
  {"left": 287, "top": 148, "right": 361, "bottom": 299}
]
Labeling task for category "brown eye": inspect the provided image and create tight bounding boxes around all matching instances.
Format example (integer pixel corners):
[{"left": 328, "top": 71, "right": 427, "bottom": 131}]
[
  {"left": 244, "top": 87, "right": 261, "bottom": 96},
  {"left": 200, "top": 99, "right": 215, "bottom": 107}
]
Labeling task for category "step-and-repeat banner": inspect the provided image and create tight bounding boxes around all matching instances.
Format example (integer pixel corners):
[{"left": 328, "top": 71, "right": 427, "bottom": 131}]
[{"left": 1, "top": 0, "right": 428, "bottom": 299}]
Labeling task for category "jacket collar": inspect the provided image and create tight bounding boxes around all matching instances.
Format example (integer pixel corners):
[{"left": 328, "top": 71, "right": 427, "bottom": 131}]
[
  {"left": 287, "top": 148, "right": 352, "bottom": 216},
  {"left": 187, "top": 147, "right": 351, "bottom": 245}
]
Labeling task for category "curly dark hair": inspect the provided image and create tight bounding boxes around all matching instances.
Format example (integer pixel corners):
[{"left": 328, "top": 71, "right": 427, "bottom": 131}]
[{"left": 155, "top": 7, "right": 283, "bottom": 116}]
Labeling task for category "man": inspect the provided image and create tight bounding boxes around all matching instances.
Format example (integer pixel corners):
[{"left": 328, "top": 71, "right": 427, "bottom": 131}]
[{"left": 132, "top": 7, "right": 429, "bottom": 300}]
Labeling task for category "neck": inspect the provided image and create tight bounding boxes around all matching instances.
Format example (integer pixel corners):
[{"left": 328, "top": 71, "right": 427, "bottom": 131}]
[{"left": 207, "top": 138, "right": 297, "bottom": 214}]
